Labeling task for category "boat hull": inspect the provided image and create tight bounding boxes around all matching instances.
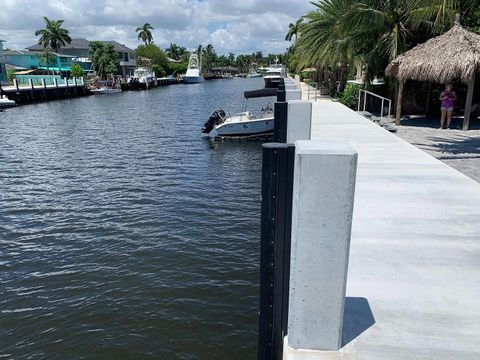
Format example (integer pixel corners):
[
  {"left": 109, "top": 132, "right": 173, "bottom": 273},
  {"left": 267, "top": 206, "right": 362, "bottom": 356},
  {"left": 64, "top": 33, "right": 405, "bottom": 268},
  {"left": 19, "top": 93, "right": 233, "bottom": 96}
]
[
  {"left": 0, "top": 100, "right": 16, "bottom": 109},
  {"left": 264, "top": 77, "right": 284, "bottom": 88},
  {"left": 215, "top": 117, "right": 274, "bottom": 137},
  {"left": 91, "top": 88, "right": 122, "bottom": 94},
  {"left": 183, "top": 76, "right": 205, "bottom": 84}
]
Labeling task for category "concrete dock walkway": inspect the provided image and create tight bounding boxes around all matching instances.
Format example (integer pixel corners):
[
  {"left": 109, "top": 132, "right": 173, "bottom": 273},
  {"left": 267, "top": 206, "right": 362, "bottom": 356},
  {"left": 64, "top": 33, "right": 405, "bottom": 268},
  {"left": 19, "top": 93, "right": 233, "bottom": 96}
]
[{"left": 286, "top": 94, "right": 480, "bottom": 359}]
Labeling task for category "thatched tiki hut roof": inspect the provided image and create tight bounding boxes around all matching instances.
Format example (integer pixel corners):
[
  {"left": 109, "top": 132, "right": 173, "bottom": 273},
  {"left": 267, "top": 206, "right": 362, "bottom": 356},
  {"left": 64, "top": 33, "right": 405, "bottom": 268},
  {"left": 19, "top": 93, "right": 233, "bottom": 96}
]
[{"left": 386, "top": 18, "right": 480, "bottom": 130}]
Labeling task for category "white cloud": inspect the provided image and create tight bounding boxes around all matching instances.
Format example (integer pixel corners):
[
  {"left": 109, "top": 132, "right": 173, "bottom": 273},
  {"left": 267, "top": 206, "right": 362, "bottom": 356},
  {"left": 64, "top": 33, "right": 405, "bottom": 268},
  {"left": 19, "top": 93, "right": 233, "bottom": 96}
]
[{"left": 0, "top": 0, "right": 311, "bottom": 54}]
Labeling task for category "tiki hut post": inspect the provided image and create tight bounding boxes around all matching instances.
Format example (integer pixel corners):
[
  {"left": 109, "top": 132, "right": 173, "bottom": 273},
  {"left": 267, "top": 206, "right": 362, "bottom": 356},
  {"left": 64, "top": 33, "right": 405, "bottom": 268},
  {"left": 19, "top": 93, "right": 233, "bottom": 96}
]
[
  {"left": 463, "top": 74, "right": 476, "bottom": 130},
  {"left": 395, "top": 80, "right": 405, "bottom": 126}
]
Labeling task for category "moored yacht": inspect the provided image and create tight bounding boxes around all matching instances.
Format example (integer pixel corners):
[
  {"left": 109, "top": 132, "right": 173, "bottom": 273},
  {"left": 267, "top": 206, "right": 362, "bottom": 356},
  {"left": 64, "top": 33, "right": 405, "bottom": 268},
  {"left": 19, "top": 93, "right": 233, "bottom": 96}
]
[
  {"left": 127, "top": 67, "right": 157, "bottom": 89},
  {"left": 184, "top": 51, "right": 204, "bottom": 84},
  {"left": 263, "top": 59, "right": 286, "bottom": 88},
  {"left": 201, "top": 88, "right": 278, "bottom": 137},
  {"left": 247, "top": 68, "right": 262, "bottom": 78}
]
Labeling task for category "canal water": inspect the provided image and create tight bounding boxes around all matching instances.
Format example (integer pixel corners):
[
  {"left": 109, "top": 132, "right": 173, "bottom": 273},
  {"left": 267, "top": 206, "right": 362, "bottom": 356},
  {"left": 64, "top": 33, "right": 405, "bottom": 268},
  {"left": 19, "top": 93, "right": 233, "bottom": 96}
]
[{"left": 0, "top": 78, "right": 268, "bottom": 359}]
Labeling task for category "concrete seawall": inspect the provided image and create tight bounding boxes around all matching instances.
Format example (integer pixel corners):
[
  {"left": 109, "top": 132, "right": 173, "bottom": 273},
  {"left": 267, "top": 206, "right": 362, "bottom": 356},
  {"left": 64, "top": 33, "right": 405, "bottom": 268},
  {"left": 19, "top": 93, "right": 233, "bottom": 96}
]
[{"left": 285, "top": 94, "right": 480, "bottom": 359}]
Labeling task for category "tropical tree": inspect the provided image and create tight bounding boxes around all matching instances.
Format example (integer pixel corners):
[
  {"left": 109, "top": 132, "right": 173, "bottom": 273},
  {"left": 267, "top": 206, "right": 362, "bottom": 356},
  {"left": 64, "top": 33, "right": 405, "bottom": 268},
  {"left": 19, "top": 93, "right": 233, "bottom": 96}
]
[
  {"left": 412, "top": 0, "right": 480, "bottom": 33},
  {"left": 294, "top": 0, "right": 355, "bottom": 90},
  {"left": 166, "top": 43, "right": 180, "bottom": 60},
  {"left": 136, "top": 23, "right": 154, "bottom": 45},
  {"left": 35, "top": 16, "right": 72, "bottom": 53},
  {"left": 70, "top": 63, "right": 85, "bottom": 78},
  {"left": 136, "top": 43, "right": 168, "bottom": 77},
  {"left": 89, "top": 41, "right": 119, "bottom": 78},
  {"left": 203, "top": 44, "right": 216, "bottom": 71},
  {"left": 39, "top": 48, "right": 55, "bottom": 75},
  {"left": 285, "top": 18, "right": 303, "bottom": 42}
]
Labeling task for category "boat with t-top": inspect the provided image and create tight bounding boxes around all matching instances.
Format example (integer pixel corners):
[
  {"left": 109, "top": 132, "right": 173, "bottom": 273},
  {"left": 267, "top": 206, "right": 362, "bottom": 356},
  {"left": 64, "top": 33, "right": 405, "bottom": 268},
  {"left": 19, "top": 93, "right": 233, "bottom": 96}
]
[
  {"left": 201, "top": 88, "right": 278, "bottom": 137},
  {"left": 183, "top": 51, "right": 204, "bottom": 84}
]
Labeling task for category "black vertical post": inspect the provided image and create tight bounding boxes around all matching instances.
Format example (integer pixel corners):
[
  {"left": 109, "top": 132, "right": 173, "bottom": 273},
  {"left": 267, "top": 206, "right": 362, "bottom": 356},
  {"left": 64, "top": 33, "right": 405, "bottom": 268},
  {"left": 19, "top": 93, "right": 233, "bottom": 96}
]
[
  {"left": 281, "top": 144, "right": 295, "bottom": 337},
  {"left": 275, "top": 84, "right": 287, "bottom": 143},
  {"left": 274, "top": 86, "right": 288, "bottom": 144},
  {"left": 258, "top": 142, "right": 295, "bottom": 360},
  {"left": 277, "top": 83, "right": 286, "bottom": 102},
  {"left": 258, "top": 143, "right": 284, "bottom": 360}
]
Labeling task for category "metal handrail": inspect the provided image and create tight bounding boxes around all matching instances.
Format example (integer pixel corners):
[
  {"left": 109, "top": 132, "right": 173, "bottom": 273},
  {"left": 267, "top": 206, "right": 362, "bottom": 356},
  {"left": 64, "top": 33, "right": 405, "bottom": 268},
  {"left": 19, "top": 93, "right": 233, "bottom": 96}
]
[{"left": 358, "top": 89, "right": 392, "bottom": 123}]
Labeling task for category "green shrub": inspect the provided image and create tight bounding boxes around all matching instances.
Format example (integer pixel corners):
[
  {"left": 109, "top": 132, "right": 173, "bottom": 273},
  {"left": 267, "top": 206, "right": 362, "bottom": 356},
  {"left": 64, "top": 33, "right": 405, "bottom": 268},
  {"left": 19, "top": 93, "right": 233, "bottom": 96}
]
[
  {"left": 338, "top": 83, "right": 361, "bottom": 109},
  {"left": 7, "top": 69, "right": 15, "bottom": 84},
  {"left": 70, "top": 63, "right": 85, "bottom": 78}
]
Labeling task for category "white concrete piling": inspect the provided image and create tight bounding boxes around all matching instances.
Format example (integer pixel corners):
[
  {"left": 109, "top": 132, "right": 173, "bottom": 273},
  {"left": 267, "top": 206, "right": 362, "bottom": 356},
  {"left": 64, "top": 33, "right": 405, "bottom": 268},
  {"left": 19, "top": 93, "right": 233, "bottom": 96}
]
[
  {"left": 286, "top": 101, "right": 312, "bottom": 143},
  {"left": 286, "top": 90, "right": 302, "bottom": 101},
  {"left": 288, "top": 140, "right": 358, "bottom": 352}
]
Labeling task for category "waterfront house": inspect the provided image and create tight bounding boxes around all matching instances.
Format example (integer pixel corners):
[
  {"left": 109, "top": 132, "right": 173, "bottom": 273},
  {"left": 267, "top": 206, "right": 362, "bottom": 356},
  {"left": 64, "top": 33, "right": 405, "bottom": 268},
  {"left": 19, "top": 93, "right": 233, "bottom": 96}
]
[
  {"left": 26, "top": 38, "right": 137, "bottom": 75},
  {"left": 0, "top": 40, "right": 7, "bottom": 84},
  {"left": 3, "top": 50, "right": 75, "bottom": 75}
]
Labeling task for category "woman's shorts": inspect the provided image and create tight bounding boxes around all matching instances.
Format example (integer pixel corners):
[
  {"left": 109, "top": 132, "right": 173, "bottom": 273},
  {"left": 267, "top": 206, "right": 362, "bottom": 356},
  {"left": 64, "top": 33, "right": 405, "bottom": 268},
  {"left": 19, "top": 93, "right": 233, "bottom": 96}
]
[{"left": 441, "top": 107, "right": 454, "bottom": 111}]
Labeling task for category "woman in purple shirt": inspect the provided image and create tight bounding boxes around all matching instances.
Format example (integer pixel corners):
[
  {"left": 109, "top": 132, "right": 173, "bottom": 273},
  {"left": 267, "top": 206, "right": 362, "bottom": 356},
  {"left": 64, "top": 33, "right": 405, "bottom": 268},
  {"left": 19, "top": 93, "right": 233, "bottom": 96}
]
[{"left": 439, "top": 83, "right": 456, "bottom": 129}]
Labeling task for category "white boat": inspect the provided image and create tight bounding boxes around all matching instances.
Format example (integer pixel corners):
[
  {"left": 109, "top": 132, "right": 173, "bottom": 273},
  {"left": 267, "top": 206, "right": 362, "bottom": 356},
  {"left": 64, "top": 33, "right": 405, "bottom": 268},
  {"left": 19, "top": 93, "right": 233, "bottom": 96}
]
[
  {"left": 184, "top": 51, "right": 204, "bottom": 84},
  {"left": 264, "top": 69, "right": 285, "bottom": 88},
  {"left": 263, "top": 59, "right": 286, "bottom": 88},
  {"left": 0, "top": 95, "right": 16, "bottom": 108},
  {"left": 91, "top": 87, "right": 122, "bottom": 94},
  {"left": 247, "top": 69, "right": 262, "bottom": 78},
  {"left": 128, "top": 67, "right": 157, "bottom": 89},
  {"left": 202, "top": 88, "right": 278, "bottom": 137}
]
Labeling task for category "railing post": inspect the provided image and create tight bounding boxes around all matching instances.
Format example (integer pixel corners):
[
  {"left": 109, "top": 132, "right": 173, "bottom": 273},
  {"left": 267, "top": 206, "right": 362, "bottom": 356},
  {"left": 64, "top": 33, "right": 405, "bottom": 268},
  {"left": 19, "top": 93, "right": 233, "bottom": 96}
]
[
  {"left": 363, "top": 89, "right": 367, "bottom": 112},
  {"left": 287, "top": 140, "right": 358, "bottom": 352},
  {"left": 381, "top": 98, "right": 384, "bottom": 122},
  {"left": 358, "top": 89, "right": 361, "bottom": 111},
  {"left": 13, "top": 79, "right": 19, "bottom": 92},
  {"left": 258, "top": 143, "right": 295, "bottom": 360},
  {"left": 388, "top": 100, "right": 392, "bottom": 120}
]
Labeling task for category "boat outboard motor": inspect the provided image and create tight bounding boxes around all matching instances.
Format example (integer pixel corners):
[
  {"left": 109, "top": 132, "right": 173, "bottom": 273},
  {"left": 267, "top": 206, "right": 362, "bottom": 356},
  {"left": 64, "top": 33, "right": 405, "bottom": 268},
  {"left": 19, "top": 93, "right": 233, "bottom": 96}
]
[{"left": 202, "top": 109, "right": 226, "bottom": 134}]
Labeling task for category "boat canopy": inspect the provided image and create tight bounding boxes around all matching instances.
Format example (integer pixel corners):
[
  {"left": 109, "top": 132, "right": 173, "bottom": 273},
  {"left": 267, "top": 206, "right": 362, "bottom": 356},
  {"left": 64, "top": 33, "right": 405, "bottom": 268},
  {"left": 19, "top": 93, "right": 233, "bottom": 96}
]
[{"left": 244, "top": 88, "right": 278, "bottom": 99}]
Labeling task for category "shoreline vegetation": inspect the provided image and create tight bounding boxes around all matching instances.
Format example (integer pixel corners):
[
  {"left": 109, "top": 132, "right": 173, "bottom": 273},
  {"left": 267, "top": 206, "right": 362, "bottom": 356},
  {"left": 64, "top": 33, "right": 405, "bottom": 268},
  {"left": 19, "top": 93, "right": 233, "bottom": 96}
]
[
  {"left": 285, "top": 0, "right": 480, "bottom": 113},
  {"left": 4, "top": 18, "right": 285, "bottom": 86}
]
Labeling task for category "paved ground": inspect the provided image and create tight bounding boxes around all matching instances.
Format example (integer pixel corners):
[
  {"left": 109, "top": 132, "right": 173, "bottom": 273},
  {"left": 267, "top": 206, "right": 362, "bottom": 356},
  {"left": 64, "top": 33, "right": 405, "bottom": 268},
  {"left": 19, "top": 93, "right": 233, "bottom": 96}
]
[{"left": 396, "top": 117, "right": 480, "bottom": 183}]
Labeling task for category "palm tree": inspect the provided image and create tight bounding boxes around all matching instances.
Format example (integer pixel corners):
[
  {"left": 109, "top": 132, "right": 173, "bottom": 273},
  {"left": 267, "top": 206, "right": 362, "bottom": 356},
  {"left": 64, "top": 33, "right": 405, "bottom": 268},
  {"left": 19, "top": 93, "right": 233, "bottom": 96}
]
[
  {"left": 295, "top": 0, "right": 355, "bottom": 90},
  {"left": 136, "top": 23, "right": 154, "bottom": 45},
  {"left": 35, "top": 16, "right": 72, "bottom": 53},
  {"left": 167, "top": 43, "right": 180, "bottom": 60},
  {"left": 285, "top": 18, "right": 303, "bottom": 42},
  {"left": 412, "top": 0, "right": 480, "bottom": 33},
  {"left": 39, "top": 48, "right": 55, "bottom": 75},
  {"left": 204, "top": 44, "right": 215, "bottom": 71}
]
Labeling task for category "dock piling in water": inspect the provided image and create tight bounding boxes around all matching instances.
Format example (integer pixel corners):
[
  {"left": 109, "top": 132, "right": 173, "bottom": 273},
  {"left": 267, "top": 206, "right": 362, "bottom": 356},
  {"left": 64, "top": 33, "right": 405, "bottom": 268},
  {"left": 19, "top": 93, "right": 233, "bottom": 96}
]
[{"left": 258, "top": 142, "right": 295, "bottom": 360}]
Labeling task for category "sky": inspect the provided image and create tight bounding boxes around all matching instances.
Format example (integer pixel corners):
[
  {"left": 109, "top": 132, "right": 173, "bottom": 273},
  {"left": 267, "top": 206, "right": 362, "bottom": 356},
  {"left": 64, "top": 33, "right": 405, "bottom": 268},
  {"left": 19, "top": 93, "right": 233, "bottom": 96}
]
[{"left": 0, "top": 0, "right": 312, "bottom": 54}]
